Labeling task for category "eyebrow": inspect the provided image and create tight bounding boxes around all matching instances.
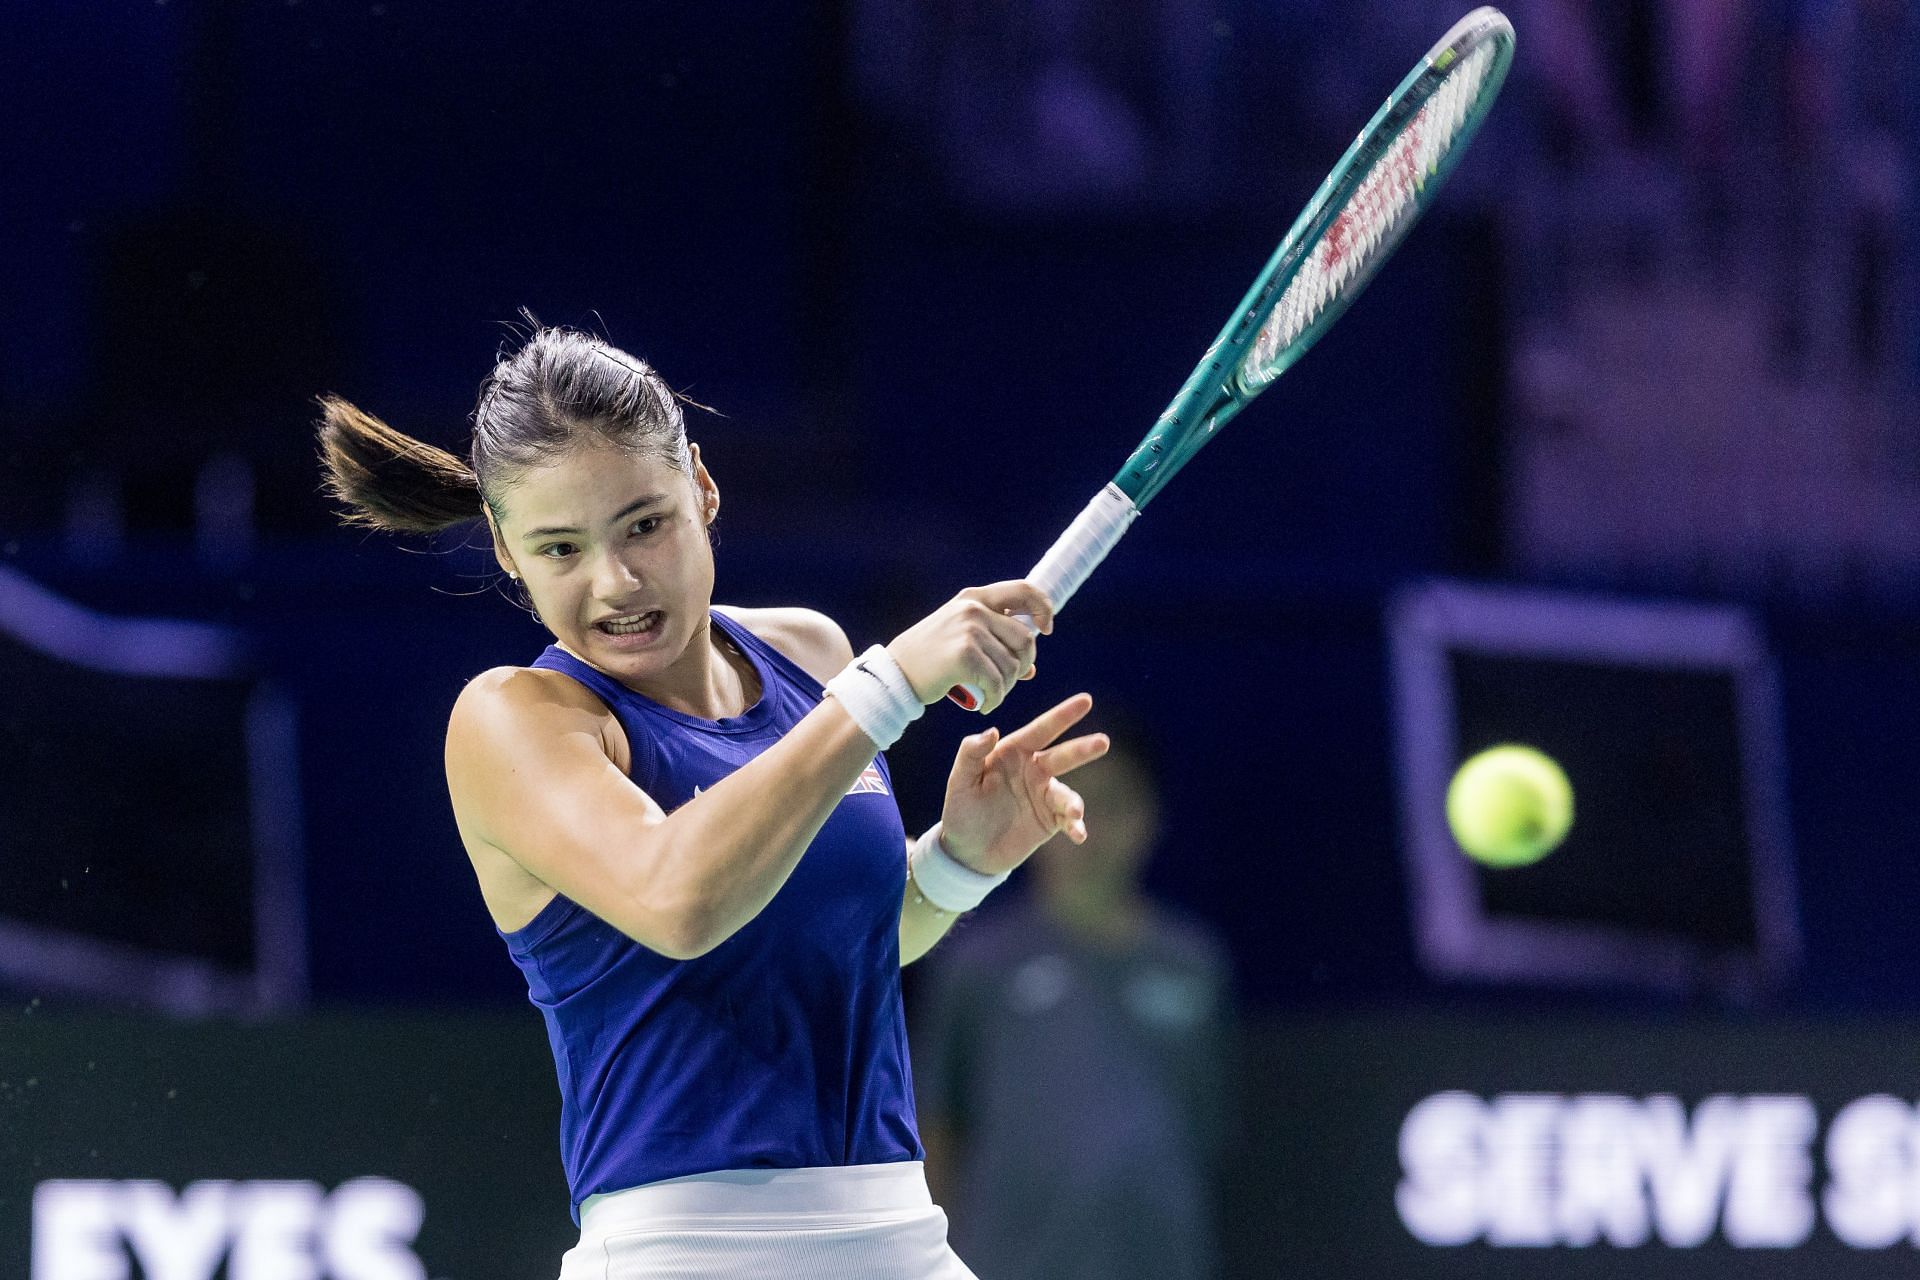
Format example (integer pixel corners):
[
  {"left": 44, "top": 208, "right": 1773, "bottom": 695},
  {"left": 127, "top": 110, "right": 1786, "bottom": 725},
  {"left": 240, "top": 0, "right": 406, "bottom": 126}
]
[{"left": 521, "top": 494, "right": 670, "bottom": 541}]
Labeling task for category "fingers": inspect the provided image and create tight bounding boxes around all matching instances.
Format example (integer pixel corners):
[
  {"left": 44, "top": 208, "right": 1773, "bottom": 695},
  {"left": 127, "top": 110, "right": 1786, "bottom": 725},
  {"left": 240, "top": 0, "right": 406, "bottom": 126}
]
[
  {"left": 1034, "top": 731, "right": 1109, "bottom": 778},
  {"left": 964, "top": 580, "right": 1055, "bottom": 635},
  {"left": 944, "top": 582, "right": 1051, "bottom": 710},
  {"left": 996, "top": 692, "right": 1095, "bottom": 755},
  {"left": 1046, "top": 777, "right": 1087, "bottom": 843},
  {"left": 972, "top": 609, "right": 1037, "bottom": 694},
  {"left": 946, "top": 726, "right": 1000, "bottom": 790},
  {"left": 980, "top": 604, "right": 1039, "bottom": 654},
  {"left": 963, "top": 598, "right": 1037, "bottom": 711},
  {"left": 974, "top": 636, "right": 1029, "bottom": 714},
  {"left": 959, "top": 726, "right": 999, "bottom": 760},
  {"left": 894, "top": 579, "right": 1054, "bottom": 708}
]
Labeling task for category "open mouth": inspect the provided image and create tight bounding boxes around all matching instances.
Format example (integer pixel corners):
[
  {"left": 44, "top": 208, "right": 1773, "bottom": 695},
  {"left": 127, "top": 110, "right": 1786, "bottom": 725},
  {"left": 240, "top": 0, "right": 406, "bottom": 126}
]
[{"left": 596, "top": 611, "right": 662, "bottom": 638}]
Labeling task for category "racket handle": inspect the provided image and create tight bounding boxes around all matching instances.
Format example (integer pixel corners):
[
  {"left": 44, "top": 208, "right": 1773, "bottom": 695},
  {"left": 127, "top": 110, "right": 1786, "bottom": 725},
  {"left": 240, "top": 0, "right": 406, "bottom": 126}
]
[{"left": 946, "top": 483, "right": 1140, "bottom": 711}]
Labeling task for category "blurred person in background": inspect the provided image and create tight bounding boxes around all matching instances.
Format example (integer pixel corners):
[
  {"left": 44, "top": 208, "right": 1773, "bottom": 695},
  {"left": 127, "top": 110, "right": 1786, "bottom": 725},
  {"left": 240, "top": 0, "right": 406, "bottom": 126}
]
[
  {"left": 315, "top": 322, "right": 1112, "bottom": 1280},
  {"left": 914, "top": 730, "right": 1233, "bottom": 1280}
]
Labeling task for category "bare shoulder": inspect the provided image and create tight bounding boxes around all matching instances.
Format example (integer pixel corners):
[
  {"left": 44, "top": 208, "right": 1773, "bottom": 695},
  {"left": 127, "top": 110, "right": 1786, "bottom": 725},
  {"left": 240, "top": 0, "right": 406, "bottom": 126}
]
[
  {"left": 450, "top": 665, "right": 611, "bottom": 749},
  {"left": 446, "top": 664, "right": 654, "bottom": 933},
  {"left": 714, "top": 605, "right": 855, "bottom": 686},
  {"left": 449, "top": 664, "right": 629, "bottom": 777}
]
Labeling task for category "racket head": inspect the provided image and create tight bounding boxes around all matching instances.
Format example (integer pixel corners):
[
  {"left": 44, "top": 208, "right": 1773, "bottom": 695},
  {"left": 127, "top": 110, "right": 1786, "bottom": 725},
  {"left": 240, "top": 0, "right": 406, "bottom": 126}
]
[
  {"left": 1235, "top": 6, "right": 1515, "bottom": 394},
  {"left": 1115, "top": 7, "right": 1516, "bottom": 509}
]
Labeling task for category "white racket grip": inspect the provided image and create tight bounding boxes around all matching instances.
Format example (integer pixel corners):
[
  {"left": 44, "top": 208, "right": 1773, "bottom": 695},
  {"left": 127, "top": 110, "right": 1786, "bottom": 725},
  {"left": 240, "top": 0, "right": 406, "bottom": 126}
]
[
  {"left": 1027, "top": 482, "right": 1141, "bottom": 614},
  {"left": 950, "top": 484, "right": 1140, "bottom": 711}
]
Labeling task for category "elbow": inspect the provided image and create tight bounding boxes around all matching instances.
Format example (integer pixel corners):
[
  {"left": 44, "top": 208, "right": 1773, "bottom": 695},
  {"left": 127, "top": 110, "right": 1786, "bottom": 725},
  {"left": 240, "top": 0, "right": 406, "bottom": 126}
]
[
  {"left": 611, "top": 838, "right": 727, "bottom": 959},
  {"left": 645, "top": 921, "right": 706, "bottom": 959},
  {"left": 652, "top": 920, "right": 719, "bottom": 962},
  {"left": 649, "top": 934, "right": 709, "bottom": 963},
  {"left": 620, "top": 831, "right": 756, "bottom": 959},
  {"left": 632, "top": 903, "right": 713, "bottom": 961},
  {"left": 636, "top": 890, "right": 733, "bottom": 961}
]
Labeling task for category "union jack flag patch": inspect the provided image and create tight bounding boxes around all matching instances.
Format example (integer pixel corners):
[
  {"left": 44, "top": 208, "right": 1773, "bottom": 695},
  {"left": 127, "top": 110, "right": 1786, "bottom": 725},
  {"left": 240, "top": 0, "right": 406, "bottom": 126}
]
[{"left": 846, "top": 762, "right": 889, "bottom": 796}]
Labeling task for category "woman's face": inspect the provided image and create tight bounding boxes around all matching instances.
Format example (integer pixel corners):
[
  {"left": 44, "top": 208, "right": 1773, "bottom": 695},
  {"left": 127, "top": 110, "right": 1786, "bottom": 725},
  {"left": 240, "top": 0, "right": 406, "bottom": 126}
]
[{"left": 489, "top": 439, "right": 719, "bottom": 685}]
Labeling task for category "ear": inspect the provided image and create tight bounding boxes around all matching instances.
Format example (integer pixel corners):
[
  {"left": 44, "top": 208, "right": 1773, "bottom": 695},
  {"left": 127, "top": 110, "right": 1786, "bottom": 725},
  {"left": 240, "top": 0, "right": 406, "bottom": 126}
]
[
  {"left": 483, "top": 506, "right": 518, "bottom": 578},
  {"left": 690, "top": 443, "right": 719, "bottom": 524}
]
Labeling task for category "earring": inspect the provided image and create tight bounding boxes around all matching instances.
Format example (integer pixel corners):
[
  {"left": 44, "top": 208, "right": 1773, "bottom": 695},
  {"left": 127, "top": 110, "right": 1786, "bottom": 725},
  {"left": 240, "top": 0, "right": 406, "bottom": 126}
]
[{"left": 502, "top": 570, "right": 540, "bottom": 625}]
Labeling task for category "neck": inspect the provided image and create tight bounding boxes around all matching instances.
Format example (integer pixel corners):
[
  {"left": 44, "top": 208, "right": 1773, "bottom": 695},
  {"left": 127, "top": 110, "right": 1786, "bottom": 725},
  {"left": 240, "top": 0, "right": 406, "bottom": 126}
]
[
  {"left": 666, "top": 616, "right": 760, "bottom": 719},
  {"left": 567, "top": 613, "right": 758, "bottom": 718}
]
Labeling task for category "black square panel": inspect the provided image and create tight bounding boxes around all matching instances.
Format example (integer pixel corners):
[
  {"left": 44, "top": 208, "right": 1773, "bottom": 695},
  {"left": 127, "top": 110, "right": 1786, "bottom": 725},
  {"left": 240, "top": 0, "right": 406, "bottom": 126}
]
[{"left": 1390, "top": 580, "right": 1796, "bottom": 997}]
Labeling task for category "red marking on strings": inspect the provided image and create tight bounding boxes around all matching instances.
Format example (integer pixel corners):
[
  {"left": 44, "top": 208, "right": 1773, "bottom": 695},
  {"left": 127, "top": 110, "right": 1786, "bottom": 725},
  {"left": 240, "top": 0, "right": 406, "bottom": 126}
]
[
  {"left": 1324, "top": 211, "right": 1355, "bottom": 269},
  {"left": 1318, "top": 108, "right": 1429, "bottom": 273}
]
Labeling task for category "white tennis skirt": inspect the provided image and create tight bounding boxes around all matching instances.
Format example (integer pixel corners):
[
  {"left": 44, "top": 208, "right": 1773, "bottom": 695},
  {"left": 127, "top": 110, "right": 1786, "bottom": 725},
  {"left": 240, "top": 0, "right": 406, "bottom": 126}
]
[{"left": 556, "top": 1161, "right": 979, "bottom": 1280}]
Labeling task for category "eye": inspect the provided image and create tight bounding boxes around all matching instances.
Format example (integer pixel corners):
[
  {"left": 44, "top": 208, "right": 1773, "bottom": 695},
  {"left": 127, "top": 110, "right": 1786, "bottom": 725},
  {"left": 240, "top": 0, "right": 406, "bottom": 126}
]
[
  {"left": 538, "top": 542, "right": 577, "bottom": 559},
  {"left": 630, "top": 516, "right": 664, "bottom": 537}
]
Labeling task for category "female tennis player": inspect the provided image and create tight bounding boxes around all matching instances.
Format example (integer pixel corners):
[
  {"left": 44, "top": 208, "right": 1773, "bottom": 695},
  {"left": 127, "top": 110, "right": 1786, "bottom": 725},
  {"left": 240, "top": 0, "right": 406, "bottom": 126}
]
[{"left": 316, "top": 322, "right": 1107, "bottom": 1279}]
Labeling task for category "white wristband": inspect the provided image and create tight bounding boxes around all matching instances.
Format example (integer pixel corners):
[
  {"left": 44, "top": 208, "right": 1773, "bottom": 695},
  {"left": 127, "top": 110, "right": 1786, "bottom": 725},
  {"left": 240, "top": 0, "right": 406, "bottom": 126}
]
[
  {"left": 823, "top": 644, "right": 924, "bottom": 749},
  {"left": 907, "top": 823, "right": 1009, "bottom": 914}
]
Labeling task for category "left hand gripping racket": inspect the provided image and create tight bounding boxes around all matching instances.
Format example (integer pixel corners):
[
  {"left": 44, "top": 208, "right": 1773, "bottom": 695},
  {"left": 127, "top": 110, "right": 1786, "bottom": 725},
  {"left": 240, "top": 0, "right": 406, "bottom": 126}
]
[{"left": 952, "top": 6, "right": 1516, "bottom": 709}]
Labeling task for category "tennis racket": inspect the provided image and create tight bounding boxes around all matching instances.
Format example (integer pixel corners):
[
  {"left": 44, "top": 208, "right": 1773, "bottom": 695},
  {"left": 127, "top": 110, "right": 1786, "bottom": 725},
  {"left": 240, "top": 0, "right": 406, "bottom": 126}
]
[{"left": 952, "top": 6, "right": 1516, "bottom": 710}]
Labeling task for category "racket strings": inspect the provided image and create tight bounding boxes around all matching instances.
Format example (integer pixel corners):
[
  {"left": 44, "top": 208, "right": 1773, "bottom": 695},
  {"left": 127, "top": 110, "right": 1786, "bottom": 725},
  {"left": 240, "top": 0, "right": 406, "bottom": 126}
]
[{"left": 1243, "top": 39, "right": 1501, "bottom": 387}]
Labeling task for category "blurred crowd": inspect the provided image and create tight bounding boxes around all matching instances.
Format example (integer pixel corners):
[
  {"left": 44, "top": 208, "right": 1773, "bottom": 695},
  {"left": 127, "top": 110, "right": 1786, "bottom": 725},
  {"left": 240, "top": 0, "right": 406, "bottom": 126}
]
[{"left": 1503, "top": 0, "right": 1918, "bottom": 603}]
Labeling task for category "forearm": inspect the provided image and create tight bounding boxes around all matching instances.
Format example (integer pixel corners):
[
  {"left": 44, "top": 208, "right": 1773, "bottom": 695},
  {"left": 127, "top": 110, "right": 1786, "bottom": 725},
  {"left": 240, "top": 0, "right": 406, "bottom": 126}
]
[
  {"left": 899, "top": 875, "right": 965, "bottom": 965},
  {"left": 651, "top": 696, "right": 886, "bottom": 953}
]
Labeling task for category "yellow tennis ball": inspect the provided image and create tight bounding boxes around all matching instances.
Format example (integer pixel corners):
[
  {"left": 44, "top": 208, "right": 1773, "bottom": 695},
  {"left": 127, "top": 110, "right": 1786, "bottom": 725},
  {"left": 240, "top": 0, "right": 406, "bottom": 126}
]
[{"left": 1445, "top": 744, "right": 1573, "bottom": 868}]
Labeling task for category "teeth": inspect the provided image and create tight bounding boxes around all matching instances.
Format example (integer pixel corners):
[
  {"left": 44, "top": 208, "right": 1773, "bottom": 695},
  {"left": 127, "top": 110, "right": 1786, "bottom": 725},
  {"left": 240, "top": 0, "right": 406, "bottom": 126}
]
[{"left": 602, "top": 613, "right": 656, "bottom": 635}]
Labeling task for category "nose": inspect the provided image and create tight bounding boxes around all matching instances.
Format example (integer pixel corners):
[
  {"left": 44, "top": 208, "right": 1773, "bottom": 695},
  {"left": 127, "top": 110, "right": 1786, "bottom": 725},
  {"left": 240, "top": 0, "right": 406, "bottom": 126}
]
[{"left": 591, "top": 545, "right": 645, "bottom": 601}]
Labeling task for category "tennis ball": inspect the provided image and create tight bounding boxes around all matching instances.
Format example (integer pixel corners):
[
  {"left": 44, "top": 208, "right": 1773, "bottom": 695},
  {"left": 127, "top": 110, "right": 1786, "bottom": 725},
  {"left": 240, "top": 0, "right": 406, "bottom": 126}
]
[{"left": 1445, "top": 744, "right": 1573, "bottom": 868}]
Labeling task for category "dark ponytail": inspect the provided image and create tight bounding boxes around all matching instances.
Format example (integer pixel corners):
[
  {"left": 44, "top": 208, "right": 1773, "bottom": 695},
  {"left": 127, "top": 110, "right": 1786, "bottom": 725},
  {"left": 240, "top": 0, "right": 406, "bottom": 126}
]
[
  {"left": 315, "top": 395, "right": 484, "bottom": 534},
  {"left": 315, "top": 318, "right": 693, "bottom": 537}
]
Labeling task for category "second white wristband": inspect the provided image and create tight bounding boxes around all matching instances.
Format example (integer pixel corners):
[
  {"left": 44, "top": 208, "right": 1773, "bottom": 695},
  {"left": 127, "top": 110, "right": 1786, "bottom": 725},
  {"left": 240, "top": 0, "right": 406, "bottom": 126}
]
[{"left": 908, "top": 823, "right": 1009, "bottom": 914}]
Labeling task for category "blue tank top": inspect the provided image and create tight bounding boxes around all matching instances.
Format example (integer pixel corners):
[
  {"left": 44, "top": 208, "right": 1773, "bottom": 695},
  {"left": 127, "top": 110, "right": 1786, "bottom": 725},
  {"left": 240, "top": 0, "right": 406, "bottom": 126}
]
[{"left": 498, "top": 610, "right": 922, "bottom": 1221}]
